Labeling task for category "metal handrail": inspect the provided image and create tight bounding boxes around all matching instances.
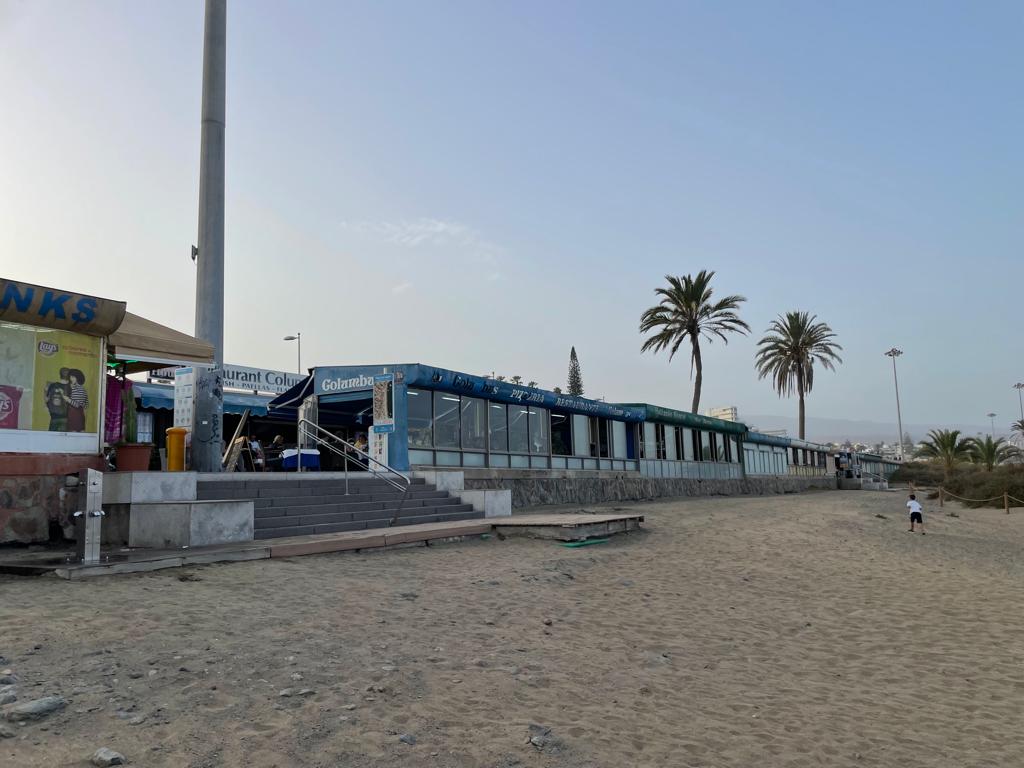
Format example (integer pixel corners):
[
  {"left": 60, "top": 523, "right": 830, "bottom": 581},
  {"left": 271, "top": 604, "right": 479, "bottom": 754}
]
[{"left": 296, "top": 418, "right": 411, "bottom": 525}]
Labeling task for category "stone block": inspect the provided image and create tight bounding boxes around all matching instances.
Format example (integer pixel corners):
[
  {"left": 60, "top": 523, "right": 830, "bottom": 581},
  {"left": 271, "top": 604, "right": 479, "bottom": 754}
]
[
  {"left": 129, "top": 500, "right": 253, "bottom": 548},
  {"left": 413, "top": 470, "right": 464, "bottom": 492},
  {"left": 102, "top": 471, "right": 197, "bottom": 505},
  {"left": 457, "top": 489, "right": 512, "bottom": 518}
]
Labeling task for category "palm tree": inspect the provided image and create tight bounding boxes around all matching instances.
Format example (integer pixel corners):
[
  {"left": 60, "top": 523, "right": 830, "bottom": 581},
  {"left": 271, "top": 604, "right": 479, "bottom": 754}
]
[
  {"left": 754, "top": 311, "right": 842, "bottom": 439},
  {"left": 639, "top": 271, "right": 749, "bottom": 413},
  {"left": 1012, "top": 419, "right": 1024, "bottom": 439},
  {"left": 967, "top": 435, "right": 1020, "bottom": 471},
  {"left": 916, "top": 429, "right": 973, "bottom": 482}
]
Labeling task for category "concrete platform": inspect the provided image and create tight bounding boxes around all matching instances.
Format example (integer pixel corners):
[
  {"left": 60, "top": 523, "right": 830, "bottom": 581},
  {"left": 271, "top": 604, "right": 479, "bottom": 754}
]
[
  {"left": 0, "top": 512, "right": 643, "bottom": 580},
  {"left": 494, "top": 512, "right": 644, "bottom": 541}
]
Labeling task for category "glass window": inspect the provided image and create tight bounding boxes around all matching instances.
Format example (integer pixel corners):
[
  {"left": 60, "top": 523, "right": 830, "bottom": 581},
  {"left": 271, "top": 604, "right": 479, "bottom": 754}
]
[
  {"left": 643, "top": 423, "right": 657, "bottom": 460},
  {"left": 612, "top": 420, "right": 627, "bottom": 459},
  {"left": 701, "top": 430, "right": 712, "bottom": 462},
  {"left": 460, "top": 396, "right": 486, "bottom": 451},
  {"left": 409, "top": 449, "right": 433, "bottom": 465},
  {"left": 654, "top": 423, "right": 666, "bottom": 460},
  {"left": 433, "top": 392, "right": 461, "bottom": 449},
  {"left": 508, "top": 406, "right": 530, "bottom": 453},
  {"left": 681, "top": 428, "right": 694, "bottom": 461},
  {"left": 136, "top": 411, "right": 154, "bottom": 444},
  {"left": 463, "top": 452, "right": 485, "bottom": 467},
  {"left": 528, "top": 407, "right": 550, "bottom": 454},
  {"left": 714, "top": 433, "right": 725, "bottom": 462},
  {"left": 407, "top": 388, "right": 432, "bottom": 448},
  {"left": 572, "top": 414, "right": 590, "bottom": 456},
  {"left": 664, "top": 425, "right": 677, "bottom": 460},
  {"left": 0, "top": 323, "right": 103, "bottom": 437},
  {"left": 488, "top": 403, "right": 508, "bottom": 452},
  {"left": 551, "top": 412, "right": 572, "bottom": 455},
  {"left": 597, "top": 418, "right": 610, "bottom": 458},
  {"left": 691, "top": 429, "right": 701, "bottom": 461}
]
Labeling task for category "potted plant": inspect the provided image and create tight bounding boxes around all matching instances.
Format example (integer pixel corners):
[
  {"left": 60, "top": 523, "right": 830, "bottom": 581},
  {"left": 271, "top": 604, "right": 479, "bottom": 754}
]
[{"left": 115, "top": 385, "right": 153, "bottom": 471}]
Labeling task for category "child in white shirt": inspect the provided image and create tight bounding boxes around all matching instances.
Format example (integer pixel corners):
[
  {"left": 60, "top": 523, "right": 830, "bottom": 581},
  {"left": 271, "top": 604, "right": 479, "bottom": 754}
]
[{"left": 907, "top": 494, "right": 925, "bottom": 534}]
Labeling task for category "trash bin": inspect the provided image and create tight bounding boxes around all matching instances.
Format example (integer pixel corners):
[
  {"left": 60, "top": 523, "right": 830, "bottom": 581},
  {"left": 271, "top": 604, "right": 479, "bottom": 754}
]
[{"left": 166, "top": 427, "right": 188, "bottom": 471}]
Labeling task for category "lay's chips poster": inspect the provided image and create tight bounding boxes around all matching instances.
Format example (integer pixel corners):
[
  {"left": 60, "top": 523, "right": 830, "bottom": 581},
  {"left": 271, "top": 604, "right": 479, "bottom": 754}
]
[{"left": 30, "top": 329, "right": 101, "bottom": 433}]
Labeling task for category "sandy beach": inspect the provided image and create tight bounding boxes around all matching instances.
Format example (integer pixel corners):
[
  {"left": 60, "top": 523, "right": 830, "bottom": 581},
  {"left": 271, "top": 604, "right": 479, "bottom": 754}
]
[{"left": 2, "top": 489, "right": 1023, "bottom": 768}]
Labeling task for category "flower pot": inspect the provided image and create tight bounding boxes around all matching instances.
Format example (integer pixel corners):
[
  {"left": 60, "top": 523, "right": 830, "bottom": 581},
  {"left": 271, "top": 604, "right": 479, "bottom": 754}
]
[{"left": 116, "top": 443, "right": 153, "bottom": 472}]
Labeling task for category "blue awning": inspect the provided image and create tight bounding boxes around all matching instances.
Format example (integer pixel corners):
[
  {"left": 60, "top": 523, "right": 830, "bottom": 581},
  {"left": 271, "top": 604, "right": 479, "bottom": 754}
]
[
  {"left": 266, "top": 375, "right": 313, "bottom": 420},
  {"left": 132, "top": 381, "right": 272, "bottom": 417}
]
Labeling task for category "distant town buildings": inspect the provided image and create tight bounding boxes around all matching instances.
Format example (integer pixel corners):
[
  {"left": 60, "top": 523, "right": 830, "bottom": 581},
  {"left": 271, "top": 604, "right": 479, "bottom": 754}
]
[{"left": 706, "top": 406, "right": 738, "bottom": 422}]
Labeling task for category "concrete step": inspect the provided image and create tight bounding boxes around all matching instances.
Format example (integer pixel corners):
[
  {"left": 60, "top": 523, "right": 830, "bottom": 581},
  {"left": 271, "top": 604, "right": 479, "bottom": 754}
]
[
  {"left": 255, "top": 502, "right": 474, "bottom": 530},
  {"left": 253, "top": 506, "right": 481, "bottom": 540},
  {"left": 196, "top": 477, "right": 424, "bottom": 494},
  {"left": 253, "top": 496, "right": 466, "bottom": 520},
  {"left": 198, "top": 487, "right": 445, "bottom": 503}
]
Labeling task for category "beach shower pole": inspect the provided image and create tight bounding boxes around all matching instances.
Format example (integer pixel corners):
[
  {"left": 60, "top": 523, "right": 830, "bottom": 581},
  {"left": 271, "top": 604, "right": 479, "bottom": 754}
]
[
  {"left": 885, "top": 348, "right": 905, "bottom": 460},
  {"left": 192, "top": 0, "right": 227, "bottom": 472}
]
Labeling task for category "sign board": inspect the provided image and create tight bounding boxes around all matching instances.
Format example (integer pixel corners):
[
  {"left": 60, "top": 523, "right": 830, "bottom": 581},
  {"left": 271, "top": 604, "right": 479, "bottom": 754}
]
[
  {"left": 0, "top": 278, "right": 127, "bottom": 337},
  {"left": 174, "top": 368, "right": 194, "bottom": 430},
  {"left": 368, "top": 429, "right": 388, "bottom": 470},
  {"left": 371, "top": 374, "right": 395, "bottom": 434},
  {"left": 151, "top": 363, "right": 304, "bottom": 395}
]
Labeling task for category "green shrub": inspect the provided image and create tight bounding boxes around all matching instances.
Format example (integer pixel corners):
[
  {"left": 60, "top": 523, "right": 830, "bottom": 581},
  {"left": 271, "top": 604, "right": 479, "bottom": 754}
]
[{"left": 890, "top": 461, "right": 945, "bottom": 486}]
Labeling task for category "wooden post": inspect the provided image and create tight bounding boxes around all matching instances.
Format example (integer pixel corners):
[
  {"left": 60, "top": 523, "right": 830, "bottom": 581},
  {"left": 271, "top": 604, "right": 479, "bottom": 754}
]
[
  {"left": 1005, "top": 492, "right": 1010, "bottom": 515},
  {"left": 939, "top": 488, "right": 944, "bottom": 508}
]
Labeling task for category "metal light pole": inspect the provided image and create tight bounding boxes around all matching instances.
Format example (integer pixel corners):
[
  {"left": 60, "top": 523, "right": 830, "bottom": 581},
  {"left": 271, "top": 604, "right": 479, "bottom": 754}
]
[
  {"left": 192, "top": 0, "right": 227, "bottom": 472},
  {"left": 884, "top": 348, "right": 905, "bottom": 460},
  {"left": 987, "top": 412, "right": 997, "bottom": 437},
  {"left": 284, "top": 334, "right": 302, "bottom": 374},
  {"left": 1014, "top": 383, "right": 1024, "bottom": 421}
]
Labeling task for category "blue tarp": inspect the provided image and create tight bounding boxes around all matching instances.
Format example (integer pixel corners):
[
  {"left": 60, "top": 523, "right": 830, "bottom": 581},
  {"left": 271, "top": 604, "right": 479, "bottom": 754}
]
[{"left": 132, "top": 381, "right": 272, "bottom": 417}]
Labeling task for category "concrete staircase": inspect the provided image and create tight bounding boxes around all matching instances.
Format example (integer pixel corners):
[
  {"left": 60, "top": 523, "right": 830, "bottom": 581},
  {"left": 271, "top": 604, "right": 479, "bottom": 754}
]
[{"left": 195, "top": 476, "right": 481, "bottom": 540}]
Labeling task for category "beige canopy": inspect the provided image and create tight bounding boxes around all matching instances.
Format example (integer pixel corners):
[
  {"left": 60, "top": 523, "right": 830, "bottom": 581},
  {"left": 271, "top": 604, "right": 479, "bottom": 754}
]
[{"left": 107, "top": 312, "right": 214, "bottom": 373}]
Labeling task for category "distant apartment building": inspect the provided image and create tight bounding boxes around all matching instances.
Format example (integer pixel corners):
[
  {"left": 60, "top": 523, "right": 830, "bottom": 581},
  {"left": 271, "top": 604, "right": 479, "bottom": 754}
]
[{"left": 705, "top": 406, "right": 738, "bottom": 422}]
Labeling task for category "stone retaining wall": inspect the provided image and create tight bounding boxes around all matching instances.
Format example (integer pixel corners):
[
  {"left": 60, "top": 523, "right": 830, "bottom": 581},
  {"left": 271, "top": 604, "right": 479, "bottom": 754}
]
[{"left": 463, "top": 474, "right": 836, "bottom": 509}]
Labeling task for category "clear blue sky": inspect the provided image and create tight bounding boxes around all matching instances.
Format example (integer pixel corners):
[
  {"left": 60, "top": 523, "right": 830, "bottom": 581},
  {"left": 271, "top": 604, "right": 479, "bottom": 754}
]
[{"left": 2, "top": 1, "right": 1021, "bottom": 433}]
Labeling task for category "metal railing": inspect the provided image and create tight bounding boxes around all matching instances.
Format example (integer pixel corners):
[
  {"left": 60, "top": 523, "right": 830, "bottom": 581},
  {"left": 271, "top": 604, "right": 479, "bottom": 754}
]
[{"left": 296, "top": 419, "right": 411, "bottom": 525}]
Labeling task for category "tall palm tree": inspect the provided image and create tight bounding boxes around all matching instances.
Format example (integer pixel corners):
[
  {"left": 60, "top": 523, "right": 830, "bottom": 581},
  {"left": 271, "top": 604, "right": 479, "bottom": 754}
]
[
  {"left": 967, "top": 435, "right": 1020, "bottom": 471},
  {"left": 916, "top": 429, "right": 973, "bottom": 482},
  {"left": 639, "top": 271, "right": 749, "bottom": 413},
  {"left": 1012, "top": 419, "right": 1024, "bottom": 439},
  {"left": 754, "top": 311, "right": 842, "bottom": 439}
]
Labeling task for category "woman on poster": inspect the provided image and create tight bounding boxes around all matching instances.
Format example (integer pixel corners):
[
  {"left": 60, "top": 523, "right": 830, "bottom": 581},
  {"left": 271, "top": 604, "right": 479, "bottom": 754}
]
[{"left": 66, "top": 368, "right": 89, "bottom": 432}]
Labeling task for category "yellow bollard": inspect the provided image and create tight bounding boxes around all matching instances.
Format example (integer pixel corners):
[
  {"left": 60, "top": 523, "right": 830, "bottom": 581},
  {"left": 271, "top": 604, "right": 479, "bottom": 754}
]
[{"left": 166, "top": 427, "right": 188, "bottom": 472}]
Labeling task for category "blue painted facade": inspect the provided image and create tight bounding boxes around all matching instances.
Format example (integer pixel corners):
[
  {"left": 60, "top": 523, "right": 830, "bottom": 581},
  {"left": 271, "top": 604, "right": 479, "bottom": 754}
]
[{"left": 266, "top": 361, "right": 901, "bottom": 481}]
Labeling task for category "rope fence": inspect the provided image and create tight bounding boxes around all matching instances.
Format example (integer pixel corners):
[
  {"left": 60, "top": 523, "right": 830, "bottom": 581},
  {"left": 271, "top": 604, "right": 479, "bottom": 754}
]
[
  {"left": 937, "top": 487, "right": 1024, "bottom": 514},
  {"left": 908, "top": 482, "right": 1024, "bottom": 514}
]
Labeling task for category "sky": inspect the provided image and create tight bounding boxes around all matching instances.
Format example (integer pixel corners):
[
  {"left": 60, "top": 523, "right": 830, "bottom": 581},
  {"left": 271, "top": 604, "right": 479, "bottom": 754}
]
[{"left": 1, "top": 1, "right": 1022, "bottom": 435}]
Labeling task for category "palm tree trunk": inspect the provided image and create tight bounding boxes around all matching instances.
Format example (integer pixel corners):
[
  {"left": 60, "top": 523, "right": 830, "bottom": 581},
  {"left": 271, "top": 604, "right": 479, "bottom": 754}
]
[
  {"left": 691, "top": 338, "right": 702, "bottom": 414},
  {"left": 797, "top": 366, "right": 806, "bottom": 440}
]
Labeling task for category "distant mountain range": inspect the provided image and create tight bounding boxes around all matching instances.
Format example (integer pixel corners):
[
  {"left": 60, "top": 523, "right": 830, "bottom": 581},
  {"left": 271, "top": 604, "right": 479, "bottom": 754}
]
[{"left": 743, "top": 414, "right": 1000, "bottom": 444}]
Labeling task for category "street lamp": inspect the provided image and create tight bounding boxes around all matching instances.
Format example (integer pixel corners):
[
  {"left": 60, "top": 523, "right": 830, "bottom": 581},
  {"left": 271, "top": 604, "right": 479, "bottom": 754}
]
[
  {"left": 987, "top": 412, "right": 997, "bottom": 437},
  {"left": 1014, "top": 383, "right": 1024, "bottom": 421},
  {"left": 884, "top": 348, "right": 905, "bottom": 460},
  {"left": 283, "top": 333, "right": 302, "bottom": 374}
]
